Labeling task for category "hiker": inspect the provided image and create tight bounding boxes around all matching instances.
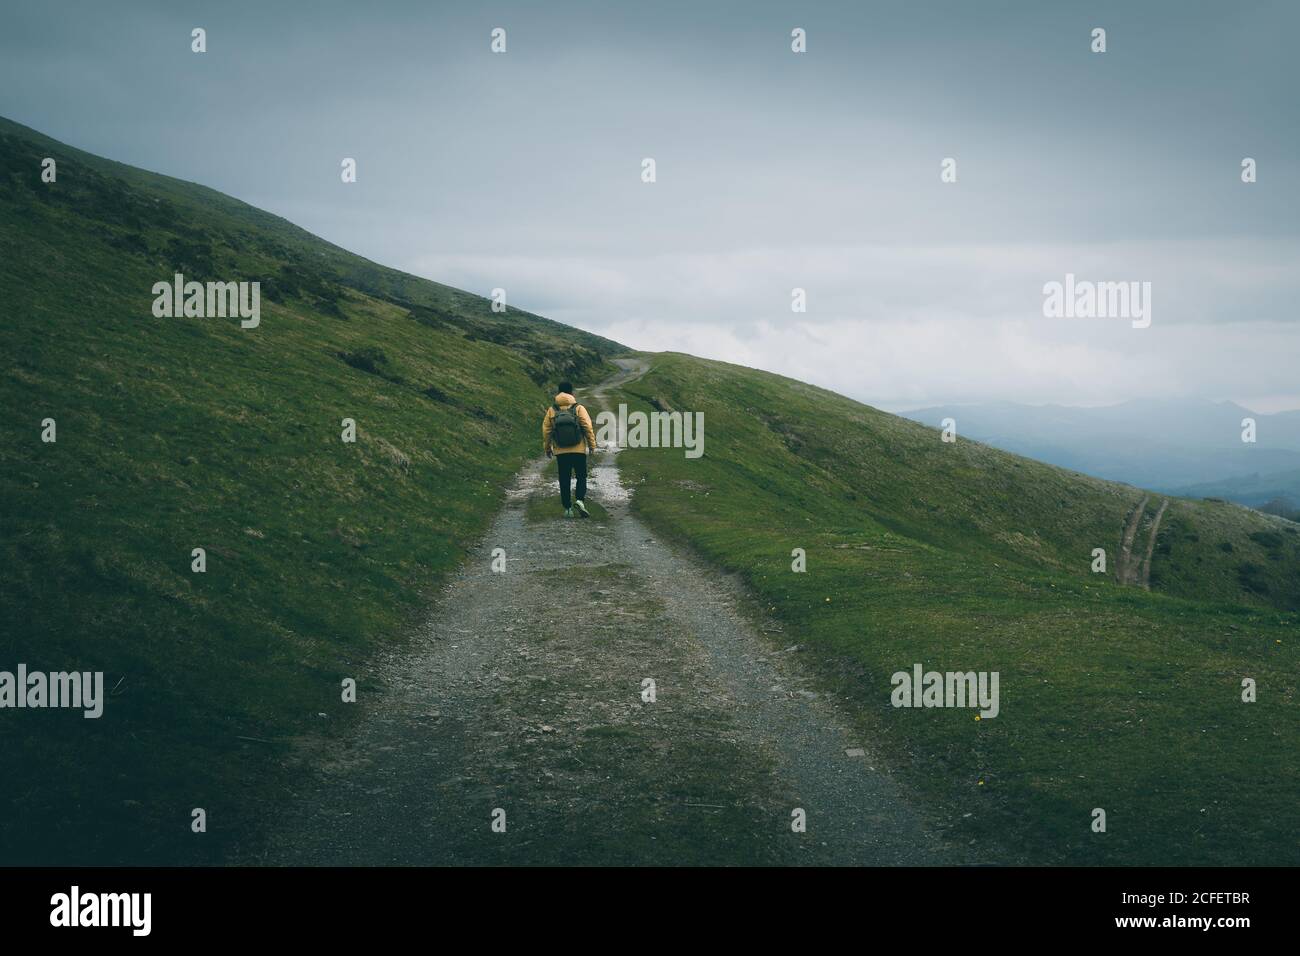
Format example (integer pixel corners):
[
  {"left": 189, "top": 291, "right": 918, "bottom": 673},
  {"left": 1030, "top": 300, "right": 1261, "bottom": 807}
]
[{"left": 542, "top": 380, "right": 598, "bottom": 518}]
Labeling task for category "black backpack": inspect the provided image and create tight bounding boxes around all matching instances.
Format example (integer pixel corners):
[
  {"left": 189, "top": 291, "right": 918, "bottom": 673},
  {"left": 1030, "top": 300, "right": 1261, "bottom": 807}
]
[{"left": 551, "top": 403, "right": 584, "bottom": 447}]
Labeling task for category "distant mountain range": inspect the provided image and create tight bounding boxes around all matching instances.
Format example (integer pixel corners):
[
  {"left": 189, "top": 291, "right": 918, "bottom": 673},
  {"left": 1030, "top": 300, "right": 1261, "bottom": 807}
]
[
  {"left": 900, "top": 399, "right": 1300, "bottom": 509},
  {"left": 1172, "top": 468, "right": 1300, "bottom": 514}
]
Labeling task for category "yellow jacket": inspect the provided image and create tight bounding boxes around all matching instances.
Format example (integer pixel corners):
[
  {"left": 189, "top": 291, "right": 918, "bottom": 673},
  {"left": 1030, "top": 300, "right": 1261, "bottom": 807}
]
[{"left": 543, "top": 392, "right": 597, "bottom": 455}]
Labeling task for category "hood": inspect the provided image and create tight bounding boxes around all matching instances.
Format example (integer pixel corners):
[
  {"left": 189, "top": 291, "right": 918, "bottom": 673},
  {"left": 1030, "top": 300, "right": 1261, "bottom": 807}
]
[{"left": 553, "top": 392, "right": 576, "bottom": 407}]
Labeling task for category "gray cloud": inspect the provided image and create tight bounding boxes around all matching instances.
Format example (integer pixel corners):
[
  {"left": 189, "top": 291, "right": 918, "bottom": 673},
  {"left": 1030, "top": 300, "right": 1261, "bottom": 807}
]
[{"left": 3, "top": 0, "right": 1296, "bottom": 409}]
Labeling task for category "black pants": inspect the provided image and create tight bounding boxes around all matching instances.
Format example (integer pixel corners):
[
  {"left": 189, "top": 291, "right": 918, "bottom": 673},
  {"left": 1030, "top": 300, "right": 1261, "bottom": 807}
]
[{"left": 557, "top": 453, "right": 587, "bottom": 508}]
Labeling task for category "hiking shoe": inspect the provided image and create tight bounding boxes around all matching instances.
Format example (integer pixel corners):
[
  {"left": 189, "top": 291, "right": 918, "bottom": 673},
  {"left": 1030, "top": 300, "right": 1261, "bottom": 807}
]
[
  {"left": 574, "top": 500, "right": 590, "bottom": 519},
  {"left": 564, "top": 507, "right": 574, "bottom": 519}
]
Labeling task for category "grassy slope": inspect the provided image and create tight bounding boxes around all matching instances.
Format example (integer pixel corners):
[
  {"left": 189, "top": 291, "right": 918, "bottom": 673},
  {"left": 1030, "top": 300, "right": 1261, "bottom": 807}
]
[
  {"left": 0, "top": 117, "right": 620, "bottom": 864},
  {"left": 614, "top": 353, "right": 1299, "bottom": 865}
]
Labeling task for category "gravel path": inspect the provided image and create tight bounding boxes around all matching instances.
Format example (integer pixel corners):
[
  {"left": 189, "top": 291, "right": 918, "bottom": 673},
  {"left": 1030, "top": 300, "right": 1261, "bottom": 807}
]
[{"left": 261, "top": 361, "right": 941, "bottom": 865}]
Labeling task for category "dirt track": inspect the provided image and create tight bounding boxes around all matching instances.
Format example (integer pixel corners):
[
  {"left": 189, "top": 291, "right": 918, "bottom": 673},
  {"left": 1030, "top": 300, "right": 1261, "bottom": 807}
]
[{"left": 259, "top": 361, "right": 942, "bottom": 865}]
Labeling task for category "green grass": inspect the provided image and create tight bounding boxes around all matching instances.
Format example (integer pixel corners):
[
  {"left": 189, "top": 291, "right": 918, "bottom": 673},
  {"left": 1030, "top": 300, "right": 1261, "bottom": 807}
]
[
  {"left": 0, "top": 116, "right": 621, "bottom": 864},
  {"left": 613, "top": 352, "right": 1299, "bottom": 865}
]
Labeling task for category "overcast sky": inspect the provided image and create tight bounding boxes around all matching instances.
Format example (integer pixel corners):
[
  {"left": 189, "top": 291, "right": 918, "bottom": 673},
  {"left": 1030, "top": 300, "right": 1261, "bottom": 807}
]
[{"left": 4, "top": 0, "right": 1297, "bottom": 411}]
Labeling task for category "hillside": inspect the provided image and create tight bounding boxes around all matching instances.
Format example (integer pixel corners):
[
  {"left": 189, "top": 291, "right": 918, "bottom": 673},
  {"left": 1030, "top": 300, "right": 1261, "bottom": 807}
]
[
  {"left": 3, "top": 114, "right": 1296, "bottom": 867},
  {"left": 613, "top": 353, "right": 1299, "bottom": 864},
  {"left": 0, "top": 117, "right": 622, "bottom": 864},
  {"left": 1174, "top": 468, "right": 1300, "bottom": 513}
]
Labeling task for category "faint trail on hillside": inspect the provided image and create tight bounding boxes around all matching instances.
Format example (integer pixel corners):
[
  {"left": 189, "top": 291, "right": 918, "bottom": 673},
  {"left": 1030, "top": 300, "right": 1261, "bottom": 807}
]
[
  {"left": 258, "top": 359, "right": 943, "bottom": 866},
  {"left": 1140, "top": 499, "right": 1169, "bottom": 590},
  {"left": 1118, "top": 495, "right": 1149, "bottom": 585}
]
